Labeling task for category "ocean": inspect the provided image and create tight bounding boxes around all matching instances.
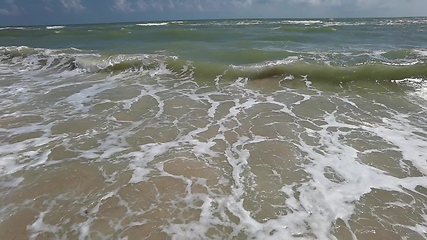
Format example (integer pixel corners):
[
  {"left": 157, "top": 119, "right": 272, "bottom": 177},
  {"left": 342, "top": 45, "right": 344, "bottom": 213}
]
[{"left": 0, "top": 17, "right": 426, "bottom": 239}]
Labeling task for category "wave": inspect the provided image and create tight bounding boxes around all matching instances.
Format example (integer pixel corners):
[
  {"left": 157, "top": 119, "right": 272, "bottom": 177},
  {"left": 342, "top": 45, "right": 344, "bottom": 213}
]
[
  {"left": 0, "top": 46, "right": 73, "bottom": 71},
  {"left": 414, "top": 49, "right": 427, "bottom": 57},
  {"left": 280, "top": 26, "right": 336, "bottom": 33},
  {"left": 237, "top": 62, "right": 427, "bottom": 83},
  {"left": 46, "top": 26, "right": 65, "bottom": 30},
  {"left": 323, "top": 22, "right": 367, "bottom": 27},
  {"left": 281, "top": 20, "right": 323, "bottom": 25},
  {"left": 136, "top": 22, "right": 169, "bottom": 27},
  {"left": 0, "top": 26, "right": 39, "bottom": 31},
  {"left": 1, "top": 46, "right": 426, "bottom": 86},
  {"left": 0, "top": 46, "right": 176, "bottom": 75},
  {"left": 376, "top": 18, "right": 427, "bottom": 26},
  {"left": 0, "top": 27, "right": 26, "bottom": 31},
  {"left": 236, "top": 20, "right": 263, "bottom": 25}
]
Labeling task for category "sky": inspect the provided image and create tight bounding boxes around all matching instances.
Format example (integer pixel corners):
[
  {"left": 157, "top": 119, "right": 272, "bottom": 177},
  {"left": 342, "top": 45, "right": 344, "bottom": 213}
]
[{"left": 0, "top": 0, "right": 426, "bottom": 26}]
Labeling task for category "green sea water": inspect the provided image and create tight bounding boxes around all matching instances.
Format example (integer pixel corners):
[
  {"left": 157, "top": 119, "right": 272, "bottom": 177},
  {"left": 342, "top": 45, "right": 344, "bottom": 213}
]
[{"left": 0, "top": 18, "right": 427, "bottom": 239}]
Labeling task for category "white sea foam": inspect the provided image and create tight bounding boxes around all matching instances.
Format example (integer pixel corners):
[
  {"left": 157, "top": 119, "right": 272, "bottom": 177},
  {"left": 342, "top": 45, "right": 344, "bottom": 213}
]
[
  {"left": 136, "top": 22, "right": 169, "bottom": 27},
  {"left": 282, "top": 20, "right": 322, "bottom": 25},
  {"left": 414, "top": 49, "right": 427, "bottom": 57},
  {"left": 230, "top": 56, "right": 299, "bottom": 70},
  {"left": 1, "top": 20, "right": 427, "bottom": 239},
  {"left": 0, "top": 136, "right": 59, "bottom": 176},
  {"left": 392, "top": 78, "right": 427, "bottom": 100},
  {"left": 236, "top": 20, "right": 262, "bottom": 25},
  {"left": 378, "top": 18, "right": 427, "bottom": 26},
  {"left": 2, "top": 64, "right": 426, "bottom": 239},
  {"left": 417, "top": 85, "right": 427, "bottom": 100},
  {"left": 0, "top": 27, "right": 26, "bottom": 30},
  {"left": 323, "top": 21, "right": 367, "bottom": 27},
  {"left": 370, "top": 116, "right": 427, "bottom": 175},
  {"left": 46, "top": 25, "right": 65, "bottom": 30}
]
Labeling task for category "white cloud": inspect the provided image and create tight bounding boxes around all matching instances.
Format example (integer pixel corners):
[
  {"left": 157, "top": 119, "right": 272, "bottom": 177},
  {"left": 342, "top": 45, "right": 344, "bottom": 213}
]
[
  {"left": 60, "top": 0, "right": 85, "bottom": 11},
  {"left": 136, "top": 0, "right": 176, "bottom": 11},
  {"left": 0, "top": 0, "right": 20, "bottom": 16},
  {"left": 113, "top": 0, "right": 135, "bottom": 12}
]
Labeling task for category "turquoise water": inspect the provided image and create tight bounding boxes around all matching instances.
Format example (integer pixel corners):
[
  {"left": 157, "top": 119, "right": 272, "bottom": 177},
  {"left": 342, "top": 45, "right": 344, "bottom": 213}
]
[{"left": 0, "top": 18, "right": 427, "bottom": 239}]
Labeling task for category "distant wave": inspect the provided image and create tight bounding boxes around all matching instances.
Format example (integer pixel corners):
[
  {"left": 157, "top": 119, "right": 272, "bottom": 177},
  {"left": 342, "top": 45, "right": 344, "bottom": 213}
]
[
  {"left": 0, "top": 27, "right": 29, "bottom": 31},
  {"left": 46, "top": 26, "right": 65, "bottom": 30},
  {"left": 280, "top": 25, "right": 336, "bottom": 33},
  {"left": 282, "top": 20, "right": 323, "bottom": 25},
  {"left": 323, "top": 22, "right": 367, "bottom": 27},
  {"left": 136, "top": 22, "right": 169, "bottom": 27},
  {"left": 236, "top": 20, "right": 263, "bottom": 26}
]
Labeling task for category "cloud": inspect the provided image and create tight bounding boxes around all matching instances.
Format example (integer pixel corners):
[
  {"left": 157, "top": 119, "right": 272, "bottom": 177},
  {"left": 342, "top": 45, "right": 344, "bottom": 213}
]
[
  {"left": 0, "top": 0, "right": 20, "bottom": 16},
  {"left": 40, "top": 0, "right": 86, "bottom": 12},
  {"left": 355, "top": 0, "right": 392, "bottom": 8},
  {"left": 113, "top": 0, "right": 174, "bottom": 12},
  {"left": 136, "top": 0, "right": 176, "bottom": 11},
  {"left": 113, "top": 0, "right": 134, "bottom": 12},
  {"left": 233, "top": 0, "right": 253, "bottom": 7},
  {"left": 289, "top": 0, "right": 341, "bottom": 6},
  {"left": 288, "top": 0, "right": 416, "bottom": 9},
  {"left": 109, "top": 0, "right": 355, "bottom": 13},
  {"left": 112, "top": 0, "right": 256, "bottom": 12},
  {"left": 60, "top": 0, "right": 85, "bottom": 12}
]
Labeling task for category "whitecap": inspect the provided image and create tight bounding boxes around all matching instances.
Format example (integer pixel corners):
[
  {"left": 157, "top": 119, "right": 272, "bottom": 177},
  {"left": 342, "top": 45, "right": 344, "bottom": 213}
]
[
  {"left": 282, "top": 20, "right": 322, "bottom": 25},
  {"left": 46, "top": 25, "right": 65, "bottom": 30},
  {"left": 136, "top": 22, "right": 169, "bottom": 27}
]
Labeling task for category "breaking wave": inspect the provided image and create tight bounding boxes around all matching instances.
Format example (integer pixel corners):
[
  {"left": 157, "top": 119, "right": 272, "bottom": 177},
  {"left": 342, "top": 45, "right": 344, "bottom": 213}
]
[{"left": 1, "top": 45, "right": 426, "bottom": 99}]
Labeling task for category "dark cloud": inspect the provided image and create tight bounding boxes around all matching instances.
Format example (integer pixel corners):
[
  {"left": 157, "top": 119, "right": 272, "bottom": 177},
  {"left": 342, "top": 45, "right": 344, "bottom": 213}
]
[{"left": 0, "top": 0, "right": 21, "bottom": 16}]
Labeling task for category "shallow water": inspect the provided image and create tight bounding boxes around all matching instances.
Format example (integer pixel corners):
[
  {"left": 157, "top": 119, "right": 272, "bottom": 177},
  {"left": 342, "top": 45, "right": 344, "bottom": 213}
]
[{"left": 1, "top": 18, "right": 427, "bottom": 239}]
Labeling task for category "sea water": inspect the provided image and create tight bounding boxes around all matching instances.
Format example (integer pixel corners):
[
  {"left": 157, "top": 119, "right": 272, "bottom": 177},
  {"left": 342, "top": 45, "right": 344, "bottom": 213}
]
[{"left": 0, "top": 18, "right": 427, "bottom": 239}]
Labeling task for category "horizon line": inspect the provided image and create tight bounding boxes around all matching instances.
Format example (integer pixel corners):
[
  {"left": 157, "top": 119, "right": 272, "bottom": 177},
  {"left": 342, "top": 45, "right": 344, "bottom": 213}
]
[{"left": 1, "top": 15, "right": 426, "bottom": 28}]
